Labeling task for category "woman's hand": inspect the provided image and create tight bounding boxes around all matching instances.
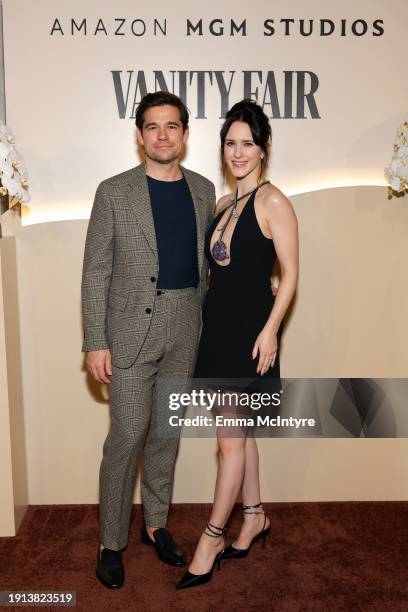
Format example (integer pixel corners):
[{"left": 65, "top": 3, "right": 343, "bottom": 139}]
[{"left": 252, "top": 325, "right": 278, "bottom": 375}]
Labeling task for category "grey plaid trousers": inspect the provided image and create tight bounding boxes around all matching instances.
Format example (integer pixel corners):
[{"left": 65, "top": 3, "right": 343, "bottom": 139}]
[{"left": 99, "top": 287, "right": 201, "bottom": 550}]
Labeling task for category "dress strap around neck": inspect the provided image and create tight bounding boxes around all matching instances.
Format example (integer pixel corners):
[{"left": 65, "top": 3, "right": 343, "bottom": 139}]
[{"left": 216, "top": 180, "right": 269, "bottom": 220}]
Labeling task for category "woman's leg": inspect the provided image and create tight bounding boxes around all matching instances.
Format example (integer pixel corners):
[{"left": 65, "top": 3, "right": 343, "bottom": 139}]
[
  {"left": 187, "top": 433, "right": 246, "bottom": 574},
  {"left": 231, "top": 437, "right": 270, "bottom": 549}
]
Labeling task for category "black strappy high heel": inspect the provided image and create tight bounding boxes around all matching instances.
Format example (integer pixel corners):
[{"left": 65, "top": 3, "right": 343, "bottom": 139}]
[
  {"left": 220, "top": 502, "right": 270, "bottom": 560},
  {"left": 176, "top": 522, "right": 226, "bottom": 590}
]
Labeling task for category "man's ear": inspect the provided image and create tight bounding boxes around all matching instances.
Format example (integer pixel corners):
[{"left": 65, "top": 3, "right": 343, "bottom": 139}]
[
  {"left": 136, "top": 127, "right": 144, "bottom": 147},
  {"left": 183, "top": 127, "right": 189, "bottom": 145}
]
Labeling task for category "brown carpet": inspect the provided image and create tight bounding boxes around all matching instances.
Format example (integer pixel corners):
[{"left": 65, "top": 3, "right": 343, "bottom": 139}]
[{"left": 0, "top": 502, "right": 407, "bottom": 612}]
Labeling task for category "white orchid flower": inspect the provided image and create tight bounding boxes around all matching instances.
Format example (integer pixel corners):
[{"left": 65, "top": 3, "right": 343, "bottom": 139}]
[
  {"left": 15, "top": 162, "right": 28, "bottom": 178},
  {"left": 21, "top": 189, "right": 30, "bottom": 203},
  {"left": 1, "top": 174, "right": 22, "bottom": 196},
  {"left": 0, "top": 161, "right": 14, "bottom": 177},
  {"left": 0, "top": 122, "right": 29, "bottom": 204},
  {"left": 390, "top": 176, "right": 403, "bottom": 192},
  {"left": 399, "top": 163, "right": 408, "bottom": 181},
  {"left": 6, "top": 146, "right": 17, "bottom": 163},
  {"left": 390, "top": 158, "right": 403, "bottom": 174},
  {"left": 9, "top": 149, "right": 28, "bottom": 178},
  {"left": 396, "top": 144, "right": 408, "bottom": 158}
]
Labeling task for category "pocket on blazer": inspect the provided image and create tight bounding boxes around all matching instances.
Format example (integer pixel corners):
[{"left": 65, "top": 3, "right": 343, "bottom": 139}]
[{"left": 108, "top": 290, "right": 129, "bottom": 312}]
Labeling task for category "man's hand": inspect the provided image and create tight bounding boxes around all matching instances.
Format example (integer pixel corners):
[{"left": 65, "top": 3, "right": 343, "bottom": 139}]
[{"left": 86, "top": 349, "right": 112, "bottom": 384}]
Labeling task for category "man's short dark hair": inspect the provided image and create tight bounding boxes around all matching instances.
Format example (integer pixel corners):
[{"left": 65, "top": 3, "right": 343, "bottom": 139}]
[{"left": 135, "top": 92, "right": 189, "bottom": 131}]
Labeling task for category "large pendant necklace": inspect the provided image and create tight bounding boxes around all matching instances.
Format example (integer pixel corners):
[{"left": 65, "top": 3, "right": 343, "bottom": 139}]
[{"left": 211, "top": 180, "right": 269, "bottom": 262}]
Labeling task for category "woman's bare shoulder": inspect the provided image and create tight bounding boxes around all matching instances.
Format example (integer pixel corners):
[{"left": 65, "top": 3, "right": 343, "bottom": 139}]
[
  {"left": 260, "top": 182, "right": 295, "bottom": 211},
  {"left": 258, "top": 183, "right": 297, "bottom": 226},
  {"left": 259, "top": 182, "right": 290, "bottom": 206}
]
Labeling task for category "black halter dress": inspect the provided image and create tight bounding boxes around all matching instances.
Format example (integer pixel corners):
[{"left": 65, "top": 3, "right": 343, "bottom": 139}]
[{"left": 194, "top": 187, "right": 283, "bottom": 392}]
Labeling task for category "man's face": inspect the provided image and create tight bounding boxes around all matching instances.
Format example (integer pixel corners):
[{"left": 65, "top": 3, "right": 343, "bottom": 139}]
[{"left": 136, "top": 104, "right": 189, "bottom": 164}]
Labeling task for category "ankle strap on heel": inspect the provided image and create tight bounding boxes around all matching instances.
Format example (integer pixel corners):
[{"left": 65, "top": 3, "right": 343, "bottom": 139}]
[
  {"left": 204, "top": 521, "right": 227, "bottom": 538},
  {"left": 241, "top": 502, "right": 265, "bottom": 515},
  {"left": 242, "top": 502, "right": 267, "bottom": 533}
]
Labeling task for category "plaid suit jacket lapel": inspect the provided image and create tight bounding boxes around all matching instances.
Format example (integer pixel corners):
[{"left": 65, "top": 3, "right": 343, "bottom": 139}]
[
  {"left": 181, "top": 165, "right": 206, "bottom": 277},
  {"left": 126, "top": 162, "right": 158, "bottom": 259}
]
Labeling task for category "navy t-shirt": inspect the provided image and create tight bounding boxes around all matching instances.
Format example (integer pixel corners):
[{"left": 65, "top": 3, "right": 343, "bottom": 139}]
[{"left": 147, "top": 175, "right": 199, "bottom": 289}]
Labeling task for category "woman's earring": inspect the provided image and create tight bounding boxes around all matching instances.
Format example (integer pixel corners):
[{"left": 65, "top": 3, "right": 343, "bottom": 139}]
[{"left": 260, "top": 152, "right": 264, "bottom": 159}]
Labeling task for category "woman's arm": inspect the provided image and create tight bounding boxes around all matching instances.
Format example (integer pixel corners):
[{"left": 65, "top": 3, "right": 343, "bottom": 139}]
[{"left": 252, "top": 186, "right": 299, "bottom": 375}]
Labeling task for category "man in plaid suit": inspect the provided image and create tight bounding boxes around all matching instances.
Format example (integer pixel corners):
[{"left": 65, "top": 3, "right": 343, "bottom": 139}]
[{"left": 81, "top": 92, "right": 216, "bottom": 588}]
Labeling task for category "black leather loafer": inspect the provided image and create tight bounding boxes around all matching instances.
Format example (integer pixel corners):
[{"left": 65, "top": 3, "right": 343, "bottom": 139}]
[
  {"left": 141, "top": 526, "right": 187, "bottom": 567},
  {"left": 96, "top": 547, "right": 124, "bottom": 589}
]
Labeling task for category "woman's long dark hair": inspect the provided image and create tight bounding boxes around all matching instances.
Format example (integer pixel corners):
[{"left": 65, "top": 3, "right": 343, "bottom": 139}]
[{"left": 220, "top": 99, "right": 272, "bottom": 179}]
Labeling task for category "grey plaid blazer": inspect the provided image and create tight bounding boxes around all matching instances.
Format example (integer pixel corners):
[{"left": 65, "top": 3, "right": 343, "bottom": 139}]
[{"left": 81, "top": 161, "right": 216, "bottom": 368}]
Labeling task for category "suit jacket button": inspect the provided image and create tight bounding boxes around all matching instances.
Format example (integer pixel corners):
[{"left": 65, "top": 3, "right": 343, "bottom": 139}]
[
  {"left": 145, "top": 307, "right": 152, "bottom": 314},
  {"left": 150, "top": 276, "right": 156, "bottom": 282},
  {"left": 157, "top": 290, "right": 162, "bottom": 296}
]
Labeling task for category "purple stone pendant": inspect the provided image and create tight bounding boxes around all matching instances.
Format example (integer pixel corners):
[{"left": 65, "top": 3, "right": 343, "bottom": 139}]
[{"left": 212, "top": 239, "right": 229, "bottom": 261}]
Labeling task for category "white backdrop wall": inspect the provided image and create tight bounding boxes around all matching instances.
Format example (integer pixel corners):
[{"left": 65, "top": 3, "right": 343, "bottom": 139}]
[
  {"left": 3, "top": 0, "right": 407, "bottom": 223},
  {"left": 9, "top": 186, "right": 408, "bottom": 504},
  {"left": 1, "top": 1, "right": 408, "bottom": 507}
]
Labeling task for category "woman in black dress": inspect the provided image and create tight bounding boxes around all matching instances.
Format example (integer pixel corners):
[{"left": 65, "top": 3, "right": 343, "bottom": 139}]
[{"left": 177, "top": 100, "right": 299, "bottom": 589}]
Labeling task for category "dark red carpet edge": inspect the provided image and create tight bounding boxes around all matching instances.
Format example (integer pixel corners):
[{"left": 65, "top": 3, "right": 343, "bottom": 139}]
[{"left": 0, "top": 502, "right": 407, "bottom": 612}]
